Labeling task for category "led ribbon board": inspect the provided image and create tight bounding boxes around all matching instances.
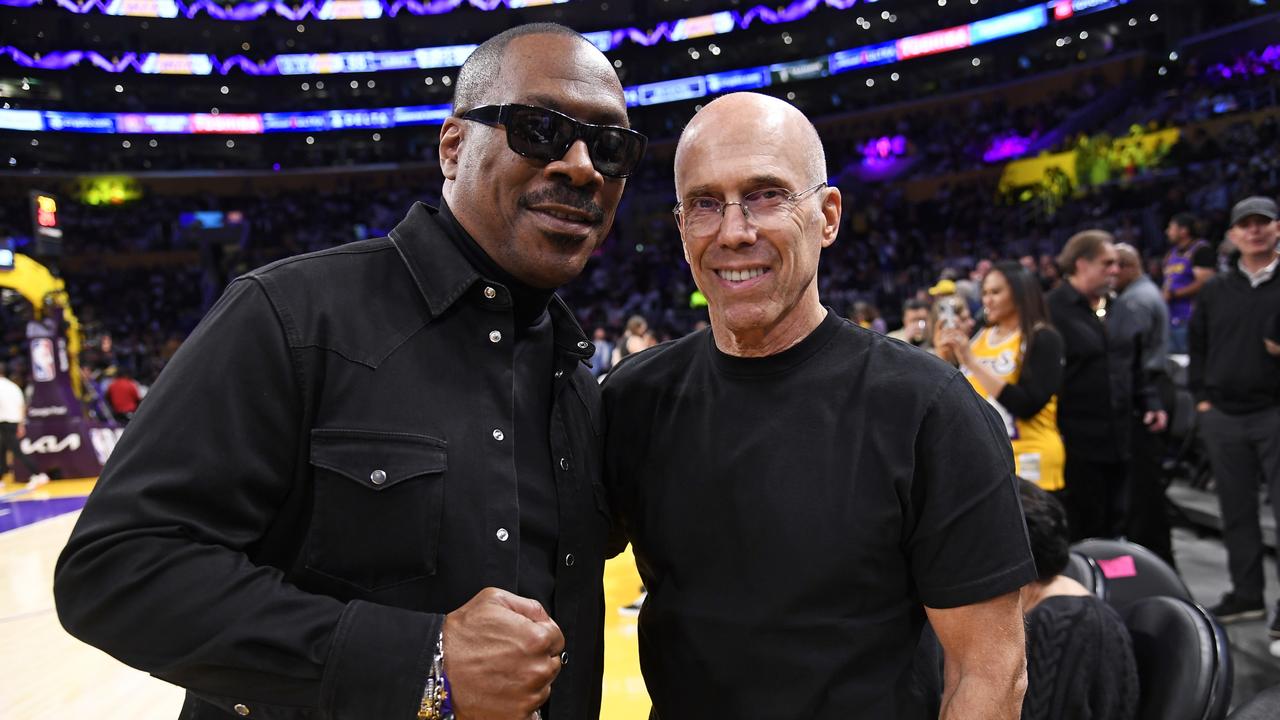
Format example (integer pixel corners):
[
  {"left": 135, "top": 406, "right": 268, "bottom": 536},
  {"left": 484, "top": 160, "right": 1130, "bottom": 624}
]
[
  {"left": 0, "top": 0, "right": 1129, "bottom": 134},
  {"left": 0, "top": 0, "right": 1109, "bottom": 75}
]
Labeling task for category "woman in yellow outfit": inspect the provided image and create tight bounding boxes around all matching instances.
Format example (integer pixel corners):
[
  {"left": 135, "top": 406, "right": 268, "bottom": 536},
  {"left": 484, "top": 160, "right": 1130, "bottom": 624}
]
[{"left": 939, "top": 261, "right": 1067, "bottom": 492}]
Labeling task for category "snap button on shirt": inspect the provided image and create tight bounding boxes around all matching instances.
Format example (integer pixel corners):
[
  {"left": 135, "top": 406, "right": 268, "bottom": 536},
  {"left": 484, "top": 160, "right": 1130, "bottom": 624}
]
[
  {"left": 369, "top": 469, "right": 386, "bottom": 486},
  {"left": 233, "top": 704, "right": 250, "bottom": 716},
  {"left": 489, "top": 330, "right": 502, "bottom": 343},
  {"left": 496, "top": 528, "right": 509, "bottom": 542}
]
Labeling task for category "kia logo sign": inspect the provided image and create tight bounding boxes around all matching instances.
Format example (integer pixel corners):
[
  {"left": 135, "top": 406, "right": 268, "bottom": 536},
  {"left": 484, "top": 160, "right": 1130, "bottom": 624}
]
[{"left": 21, "top": 433, "right": 81, "bottom": 454}]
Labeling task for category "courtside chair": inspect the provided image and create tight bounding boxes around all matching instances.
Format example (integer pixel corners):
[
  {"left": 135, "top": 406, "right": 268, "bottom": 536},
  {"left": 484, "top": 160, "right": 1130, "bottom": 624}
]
[
  {"left": 1124, "top": 596, "right": 1233, "bottom": 720},
  {"left": 1071, "top": 538, "right": 1193, "bottom": 611},
  {"left": 1061, "top": 550, "right": 1109, "bottom": 599}
]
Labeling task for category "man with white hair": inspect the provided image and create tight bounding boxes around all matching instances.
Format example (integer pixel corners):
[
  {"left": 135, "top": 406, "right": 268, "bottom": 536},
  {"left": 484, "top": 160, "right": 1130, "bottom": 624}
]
[{"left": 604, "top": 93, "right": 1034, "bottom": 719}]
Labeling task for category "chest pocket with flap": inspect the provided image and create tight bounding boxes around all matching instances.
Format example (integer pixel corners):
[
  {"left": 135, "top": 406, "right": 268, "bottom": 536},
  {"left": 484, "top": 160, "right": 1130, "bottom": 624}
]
[{"left": 306, "top": 428, "right": 447, "bottom": 591}]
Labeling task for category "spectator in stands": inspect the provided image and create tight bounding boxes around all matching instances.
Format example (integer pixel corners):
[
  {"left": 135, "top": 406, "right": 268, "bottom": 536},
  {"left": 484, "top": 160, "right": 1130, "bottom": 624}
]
[
  {"left": 0, "top": 363, "right": 48, "bottom": 488},
  {"left": 849, "top": 300, "right": 887, "bottom": 333},
  {"left": 1048, "top": 231, "right": 1162, "bottom": 541},
  {"left": 1037, "top": 254, "right": 1062, "bottom": 292},
  {"left": 941, "top": 261, "right": 1066, "bottom": 494},
  {"left": 606, "top": 91, "right": 1034, "bottom": 719},
  {"left": 1018, "top": 478, "right": 1139, "bottom": 720},
  {"left": 928, "top": 278, "right": 959, "bottom": 300},
  {"left": 1162, "top": 212, "right": 1215, "bottom": 354},
  {"left": 103, "top": 367, "right": 142, "bottom": 424},
  {"left": 55, "top": 23, "right": 634, "bottom": 720},
  {"left": 611, "top": 314, "right": 655, "bottom": 366},
  {"left": 887, "top": 298, "right": 930, "bottom": 347},
  {"left": 929, "top": 295, "right": 975, "bottom": 366},
  {"left": 589, "top": 327, "right": 614, "bottom": 378},
  {"left": 1111, "top": 243, "right": 1175, "bottom": 566},
  {"left": 1189, "top": 196, "right": 1280, "bottom": 631}
]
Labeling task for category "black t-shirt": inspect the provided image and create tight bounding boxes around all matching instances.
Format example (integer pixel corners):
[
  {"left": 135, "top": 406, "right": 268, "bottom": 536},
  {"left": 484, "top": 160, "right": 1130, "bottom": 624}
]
[{"left": 604, "top": 310, "right": 1036, "bottom": 720}]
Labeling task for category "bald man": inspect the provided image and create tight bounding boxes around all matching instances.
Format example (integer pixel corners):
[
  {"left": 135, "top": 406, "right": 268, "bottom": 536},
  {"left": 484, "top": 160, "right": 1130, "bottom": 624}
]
[
  {"left": 56, "top": 23, "right": 640, "bottom": 720},
  {"left": 1110, "top": 243, "right": 1174, "bottom": 565},
  {"left": 603, "top": 93, "right": 1034, "bottom": 719}
]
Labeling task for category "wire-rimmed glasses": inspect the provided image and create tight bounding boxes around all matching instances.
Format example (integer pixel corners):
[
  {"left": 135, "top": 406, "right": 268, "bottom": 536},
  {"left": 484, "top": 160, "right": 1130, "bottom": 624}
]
[{"left": 673, "top": 181, "right": 827, "bottom": 237}]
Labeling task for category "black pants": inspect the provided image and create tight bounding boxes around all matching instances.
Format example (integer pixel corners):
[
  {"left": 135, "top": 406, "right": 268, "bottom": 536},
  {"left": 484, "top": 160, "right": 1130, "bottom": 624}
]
[
  {"left": 1126, "top": 415, "right": 1175, "bottom": 567},
  {"left": 0, "top": 421, "right": 39, "bottom": 477},
  {"left": 1063, "top": 456, "right": 1129, "bottom": 541},
  {"left": 1199, "top": 406, "right": 1280, "bottom": 602}
]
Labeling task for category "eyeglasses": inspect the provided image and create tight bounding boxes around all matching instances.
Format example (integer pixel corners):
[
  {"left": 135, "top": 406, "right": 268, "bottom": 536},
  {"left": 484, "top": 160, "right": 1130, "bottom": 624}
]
[
  {"left": 673, "top": 182, "right": 828, "bottom": 237},
  {"left": 459, "top": 104, "right": 648, "bottom": 179}
]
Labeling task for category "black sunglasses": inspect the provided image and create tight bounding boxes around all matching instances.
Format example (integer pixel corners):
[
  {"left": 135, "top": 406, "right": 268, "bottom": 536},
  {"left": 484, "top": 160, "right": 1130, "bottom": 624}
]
[{"left": 460, "top": 103, "right": 647, "bottom": 179}]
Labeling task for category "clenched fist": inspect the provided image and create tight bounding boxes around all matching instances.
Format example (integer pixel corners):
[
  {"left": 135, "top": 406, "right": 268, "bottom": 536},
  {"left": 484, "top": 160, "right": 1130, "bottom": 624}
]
[{"left": 443, "top": 587, "right": 565, "bottom": 720}]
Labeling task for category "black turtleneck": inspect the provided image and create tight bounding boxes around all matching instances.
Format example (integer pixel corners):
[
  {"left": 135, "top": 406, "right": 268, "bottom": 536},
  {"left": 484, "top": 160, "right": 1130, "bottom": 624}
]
[
  {"left": 437, "top": 199, "right": 560, "bottom": 616},
  {"left": 438, "top": 199, "right": 554, "bottom": 328}
]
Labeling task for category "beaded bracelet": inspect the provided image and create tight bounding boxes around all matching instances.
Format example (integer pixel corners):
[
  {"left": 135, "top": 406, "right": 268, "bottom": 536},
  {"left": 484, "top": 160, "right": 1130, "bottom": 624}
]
[{"left": 417, "top": 631, "right": 454, "bottom": 720}]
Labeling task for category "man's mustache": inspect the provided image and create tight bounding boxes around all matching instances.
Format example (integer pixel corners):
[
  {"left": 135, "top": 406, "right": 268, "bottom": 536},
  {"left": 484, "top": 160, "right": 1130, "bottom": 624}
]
[{"left": 519, "top": 186, "right": 605, "bottom": 224}]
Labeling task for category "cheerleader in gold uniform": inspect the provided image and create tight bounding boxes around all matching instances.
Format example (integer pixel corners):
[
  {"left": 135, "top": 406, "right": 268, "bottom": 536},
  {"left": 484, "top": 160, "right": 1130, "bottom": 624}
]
[{"left": 938, "top": 262, "right": 1067, "bottom": 491}]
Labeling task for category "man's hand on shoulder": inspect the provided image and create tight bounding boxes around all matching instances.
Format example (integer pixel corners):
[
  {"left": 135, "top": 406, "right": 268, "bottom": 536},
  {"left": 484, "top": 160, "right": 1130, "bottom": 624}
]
[{"left": 443, "top": 587, "right": 564, "bottom": 720}]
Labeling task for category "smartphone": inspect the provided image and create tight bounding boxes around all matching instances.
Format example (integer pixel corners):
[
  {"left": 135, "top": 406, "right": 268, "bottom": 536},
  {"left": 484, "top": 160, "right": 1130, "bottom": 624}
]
[{"left": 939, "top": 302, "right": 958, "bottom": 330}]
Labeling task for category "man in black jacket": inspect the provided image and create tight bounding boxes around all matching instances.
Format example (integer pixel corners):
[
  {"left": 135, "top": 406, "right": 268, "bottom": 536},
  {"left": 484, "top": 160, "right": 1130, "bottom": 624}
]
[
  {"left": 1047, "top": 231, "right": 1164, "bottom": 542},
  {"left": 53, "top": 23, "right": 643, "bottom": 720},
  {"left": 1190, "top": 196, "right": 1280, "bottom": 631}
]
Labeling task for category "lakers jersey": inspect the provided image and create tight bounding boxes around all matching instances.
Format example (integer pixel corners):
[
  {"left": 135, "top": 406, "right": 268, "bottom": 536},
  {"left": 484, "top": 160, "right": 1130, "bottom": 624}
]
[{"left": 963, "top": 328, "right": 1066, "bottom": 491}]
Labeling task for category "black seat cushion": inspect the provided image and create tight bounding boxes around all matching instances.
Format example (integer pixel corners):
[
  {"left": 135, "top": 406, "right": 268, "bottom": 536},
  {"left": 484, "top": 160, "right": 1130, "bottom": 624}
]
[{"left": 1124, "top": 596, "right": 1233, "bottom": 720}]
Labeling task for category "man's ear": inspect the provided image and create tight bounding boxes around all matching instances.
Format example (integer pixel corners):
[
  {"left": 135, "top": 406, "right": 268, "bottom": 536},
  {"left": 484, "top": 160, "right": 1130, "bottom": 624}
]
[
  {"left": 820, "top": 186, "right": 842, "bottom": 248},
  {"left": 439, "top": 118, "right": 464, "bottom": 181}
]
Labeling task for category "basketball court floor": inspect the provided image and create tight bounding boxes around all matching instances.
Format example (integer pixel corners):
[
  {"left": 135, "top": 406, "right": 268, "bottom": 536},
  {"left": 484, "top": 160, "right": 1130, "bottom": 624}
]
[
  {"left": 2, "top": 477, "right": 1277, "bottom": 718},
  {"left": 0, "top": 477, "right": 650, "bottom": 719}
]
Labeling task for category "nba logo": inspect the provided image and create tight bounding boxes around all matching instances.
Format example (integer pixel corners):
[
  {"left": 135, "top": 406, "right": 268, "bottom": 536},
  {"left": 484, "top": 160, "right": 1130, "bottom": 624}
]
[{"left": 31, "top": 338, "right": 56, "bottom": 383}]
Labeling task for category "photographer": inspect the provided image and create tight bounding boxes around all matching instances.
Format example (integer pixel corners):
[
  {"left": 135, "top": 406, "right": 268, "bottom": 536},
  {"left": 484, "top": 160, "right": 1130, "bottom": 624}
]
[{"left": 887, "top": 298, "right": 931, "bottom": 347}]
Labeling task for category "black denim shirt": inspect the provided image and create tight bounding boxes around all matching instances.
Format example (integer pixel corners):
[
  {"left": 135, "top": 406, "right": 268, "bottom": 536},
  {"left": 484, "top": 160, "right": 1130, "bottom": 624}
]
[
  {"left": 1046, "top": 281, "right": 1157, "bottom": 463},
  {"left": 54, "top": 202, "right": 611, "bottom": 720}
]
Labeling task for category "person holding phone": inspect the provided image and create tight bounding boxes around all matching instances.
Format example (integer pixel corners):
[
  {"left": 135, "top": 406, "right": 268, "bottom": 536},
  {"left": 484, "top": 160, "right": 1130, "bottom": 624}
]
[
  {"left": 929, "top": 295, "right": 975, "bottom": 365},
  {"left": 938, "top": 261, "right": 1066, "bottom": 493}
]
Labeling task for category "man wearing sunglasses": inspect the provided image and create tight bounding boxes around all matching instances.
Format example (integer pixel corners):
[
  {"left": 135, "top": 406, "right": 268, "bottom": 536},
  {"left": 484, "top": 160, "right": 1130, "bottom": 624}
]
[
  {"left": 603, "top": 92, "right": 1034, "bottom": 718},
  {"left": 56, "top": 23, "right": 636, "bottom": 720}
]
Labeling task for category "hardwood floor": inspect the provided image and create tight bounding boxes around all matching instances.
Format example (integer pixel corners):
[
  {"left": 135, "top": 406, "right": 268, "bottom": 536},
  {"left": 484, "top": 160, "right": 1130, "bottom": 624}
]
[{"left": 0, "top": 479, "right": 651, "bottom": 719}]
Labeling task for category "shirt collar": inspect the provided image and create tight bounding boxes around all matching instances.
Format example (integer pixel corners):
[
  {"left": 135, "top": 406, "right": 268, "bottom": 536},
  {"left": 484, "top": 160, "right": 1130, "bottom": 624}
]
[
  {"left": 1238, "top": 253, "right": 1280, "bottom": 288},
  {"left": 388, "top": 202, "right": 594, "bottom": 361}
]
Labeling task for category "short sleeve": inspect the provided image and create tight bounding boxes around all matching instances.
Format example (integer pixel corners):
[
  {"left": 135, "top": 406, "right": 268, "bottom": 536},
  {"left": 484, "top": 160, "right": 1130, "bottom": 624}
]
[{"left": 906, "top": 374, "right": 1037, "bottom": 609}]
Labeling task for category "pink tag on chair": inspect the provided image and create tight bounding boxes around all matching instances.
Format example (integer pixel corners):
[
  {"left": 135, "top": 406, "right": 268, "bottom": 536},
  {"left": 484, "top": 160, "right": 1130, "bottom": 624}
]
[{"left": 1098, "top": 555, "right": 1138, "bottom": 579}]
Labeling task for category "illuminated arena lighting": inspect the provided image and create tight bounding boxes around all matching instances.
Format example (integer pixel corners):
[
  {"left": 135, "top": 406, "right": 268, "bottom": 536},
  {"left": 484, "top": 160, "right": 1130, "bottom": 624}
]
[
  {"left": 0, "top": 0, "right": 871, "bottom": 22},
  {"left": 0, "top": 0, "right": 1130, "bottom": 136},
  {"left": 0, "top": 0, "right": 570, "bottom": 20},
  {"left": 0, "top": 0, "right": 1127, "bottom": 77},
  {"left": 1208, "top": 43, "right": 1280, "bottom": 79},
  {"left": 1, "top": 1, "right": 882, "bottom": 74}
]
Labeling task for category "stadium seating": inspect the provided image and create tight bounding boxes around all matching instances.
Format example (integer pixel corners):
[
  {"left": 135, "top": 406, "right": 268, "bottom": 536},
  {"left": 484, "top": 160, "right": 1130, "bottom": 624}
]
[
  {"left": 1061, "top": 550, "right": 1109, "bottom": 599},
  {"left": 1124, "top": 596, "right": 1233, "bottom": 720},
  {"left": 1072, "top": 538, "right": 1194, "bottom": 611}
]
